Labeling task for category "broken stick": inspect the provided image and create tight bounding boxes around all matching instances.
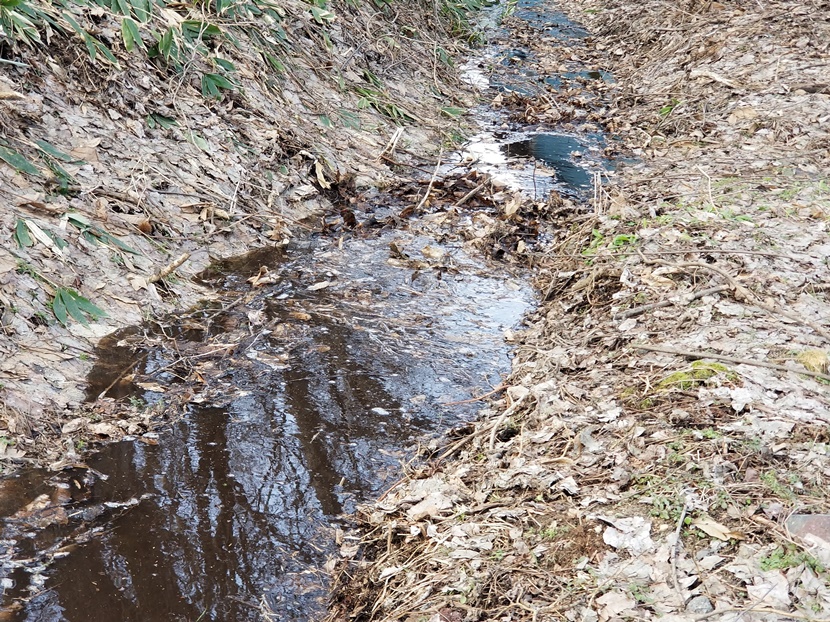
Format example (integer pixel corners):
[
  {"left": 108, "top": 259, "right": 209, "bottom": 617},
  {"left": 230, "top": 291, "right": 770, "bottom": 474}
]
[
  {"left": 148, "top": 253, "right": 191, "bottom": 284},
  {"left": 633, "top": 344, "right": 830, "bottom": 382}
]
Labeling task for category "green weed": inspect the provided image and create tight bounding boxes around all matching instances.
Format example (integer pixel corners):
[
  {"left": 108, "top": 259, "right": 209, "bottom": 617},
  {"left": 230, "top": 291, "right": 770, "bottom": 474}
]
[{"left": 760, "top": 546, "right": 825, "bottom": 574}]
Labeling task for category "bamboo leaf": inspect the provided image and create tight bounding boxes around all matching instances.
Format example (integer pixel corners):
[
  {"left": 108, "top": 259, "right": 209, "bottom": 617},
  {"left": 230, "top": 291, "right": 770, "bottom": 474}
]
[
  {"left": 96, "top": 231, "right": 140, "bottom": 255},
  {"left": 34, "top": 139, "right": 78, "bottom": 162},
  {"left": 0, "top": 144, "right": 41, "bottom": 176},
  {"left": 122, "top": 17, "right": 142, "bottom": 51},
  {"left": 52, "top": 288, "right": 106, "bottom": 326},
  {"left": 45, "top": 230, "right": 68, "bottom": 250},
  {"left": 146, "top": 113, "right": 178, "bottom": 129},
  {"left": 52, "top": 290, "right": 68, "bottom": 326},
  {"left": 440, "top": 106, "right": 465, "bottom": 118},
  {"left": 213, "top": 57, "right": 235, "bottom": 72},
  {"left": 61, "top": 288, "right": 88, "bottom": 326},
  {"left": 71, "top": 291, "right": 106, "bottom": 320},
  {"left": 14, "top": 218, "right": 33, "bottom": 247},
  {"left": 129, "top": 0, "right": 151, "bottom": 22}
]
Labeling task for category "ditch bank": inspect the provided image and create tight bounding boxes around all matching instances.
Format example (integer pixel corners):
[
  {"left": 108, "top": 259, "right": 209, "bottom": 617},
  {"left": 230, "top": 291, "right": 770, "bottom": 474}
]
[
  {"left": 325, "top": 0, "right": 830, "bottom": 620},
  {"left": 0, "top": 0, "right": 479, "bottom": 465}
]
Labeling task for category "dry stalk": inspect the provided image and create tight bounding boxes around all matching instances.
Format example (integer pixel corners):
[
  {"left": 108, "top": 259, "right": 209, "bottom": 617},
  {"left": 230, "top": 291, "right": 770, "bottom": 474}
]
[
  {"left": 147, "top": 253, "right": 191, "bottom": 285},
  {"left": 633, "top": 344, "right": 830, "bottom": 382},
  {"left": 615, "top": 284, "right": 729, "bottom": 319},
  {"left": 415, "top": 149, "right": 443, "bottom": 212}
]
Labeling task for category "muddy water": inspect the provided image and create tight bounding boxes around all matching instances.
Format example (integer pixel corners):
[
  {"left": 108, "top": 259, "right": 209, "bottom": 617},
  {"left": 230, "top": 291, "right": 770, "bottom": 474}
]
[{"left": 0, "top": 231, "right": 531, "bottom": 621}]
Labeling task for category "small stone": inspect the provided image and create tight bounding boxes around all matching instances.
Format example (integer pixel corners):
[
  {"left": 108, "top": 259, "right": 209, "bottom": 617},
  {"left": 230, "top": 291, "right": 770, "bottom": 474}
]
[
  {"left": 786, "top": 515, "right": 830, "bottom": 544},
  {"left": 686, "top": 596, "right": 715, "bottom": 614}
]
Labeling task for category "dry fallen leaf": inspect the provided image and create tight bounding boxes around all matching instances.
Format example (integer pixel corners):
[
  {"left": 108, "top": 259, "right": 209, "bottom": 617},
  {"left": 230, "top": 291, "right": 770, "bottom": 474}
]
[{"left": 692, "top": 517, "right": 745, "bottom": 541}]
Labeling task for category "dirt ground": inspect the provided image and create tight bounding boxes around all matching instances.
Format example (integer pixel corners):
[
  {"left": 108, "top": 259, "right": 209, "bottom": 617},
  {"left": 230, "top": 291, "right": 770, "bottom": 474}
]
[{"left": 325, "top": 0, "right": 830, "bottom": 620}]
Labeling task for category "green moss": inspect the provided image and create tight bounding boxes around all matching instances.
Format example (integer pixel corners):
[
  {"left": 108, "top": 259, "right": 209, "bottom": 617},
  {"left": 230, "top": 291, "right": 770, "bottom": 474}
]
[{"left": 657, "top": 360, "right": 736, "bottom": 390}]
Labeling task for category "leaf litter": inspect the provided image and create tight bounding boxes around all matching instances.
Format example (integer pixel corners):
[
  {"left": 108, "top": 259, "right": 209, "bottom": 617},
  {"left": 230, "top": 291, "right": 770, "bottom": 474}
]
[{"left": 325, "top": 0, "right": 830, "bottom": 620}]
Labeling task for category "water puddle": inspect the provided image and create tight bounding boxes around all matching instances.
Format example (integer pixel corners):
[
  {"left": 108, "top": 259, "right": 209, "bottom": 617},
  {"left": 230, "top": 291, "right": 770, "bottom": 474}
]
[
  {"left": 0, "top": 230, "right": 531, "bottom": 621},
  {"left": 459, "top": 0, "right": 615, "bottom": 199}
]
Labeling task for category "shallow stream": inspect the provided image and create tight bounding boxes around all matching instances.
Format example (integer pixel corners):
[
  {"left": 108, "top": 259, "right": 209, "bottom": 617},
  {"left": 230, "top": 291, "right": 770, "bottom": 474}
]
[{"left": 0, "top": 0, "right": 612, "bottom": 618}]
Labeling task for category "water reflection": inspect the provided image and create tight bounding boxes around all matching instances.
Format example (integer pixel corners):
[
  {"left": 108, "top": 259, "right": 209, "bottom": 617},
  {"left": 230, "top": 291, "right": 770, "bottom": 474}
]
[{"left": 2, "top": 233, "right": 531, "bottom": 621}]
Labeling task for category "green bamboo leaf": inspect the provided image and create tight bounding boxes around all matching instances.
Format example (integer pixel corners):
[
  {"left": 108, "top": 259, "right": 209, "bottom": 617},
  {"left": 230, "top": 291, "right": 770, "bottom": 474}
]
[
  {"left": 66, "top": 212, "right": 92, "bottom": 228},
  {"left": 93, "top": 38, "right": 119, "bottom": 65},
  {"left": 34, "top": 140, "right": 78, "bottom": 162},
  {"left": 129, "top": 0, "right": 151, "bottom": 22},
  {"left": 122, "top": 17, "right": 142, "bottom": 51},
  {"left": 0, "top": 144, "right": 41, "bottom": 176},
  {"left": 52, "top": 290, "right": 68, "bottom": 326},
  {"left": 201, "top": 74, "right": 219, "bottom": 98},
  {"left": 201, "top": 73, "right": 235, "bottom": 99},
  {"left": 97, "top": 231, "right": 140, "bottom": 255},
  {"left": 71, "top": 292, "right": 106, "bottom": 320},
  {"left": 187, "top": 131, "right": 210, "bottom": 152},
  {"left": 62, "top": 288, "right": 88, "bottom": 326},
  {"left": 62, "top": 13, "right": 98, "bottom": 61},
  {"left": 440, "top": 106, "right": 465, "bottom": 118},
  {"left": 14, "top": 218, "right": 33, "bottom": 247},
  {"left": 146, "top": 113, "right": 178, "bottom": 129},
  {"left": 45, "top": 230, "right": 68, "bottom": 250},
  {"left": 213, "top": 57, "right": 235, "bottom": 72}
]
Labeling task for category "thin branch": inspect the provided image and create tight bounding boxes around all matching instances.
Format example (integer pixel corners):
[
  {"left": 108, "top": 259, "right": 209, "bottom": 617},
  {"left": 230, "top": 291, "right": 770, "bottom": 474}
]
[
  {"left": 616, "top": 284, "right": 729, "bottom": 319},
  {"left": 415, "top": 150, "right": 443, "bottom": 212},
  {"left": 633, "top": 344, "right": 830, "bottom": 382},
  {"left": 147, "top": 253, "right": 191, "bottom": 285}
]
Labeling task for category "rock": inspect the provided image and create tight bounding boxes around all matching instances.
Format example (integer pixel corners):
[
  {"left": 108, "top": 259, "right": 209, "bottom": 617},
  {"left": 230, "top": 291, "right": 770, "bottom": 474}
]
[
  {"left": 686, "top": 595, "right": 715, "bottom": 614},
  {"left": 786, "top": 514, "right": 830, "bottom": 544}
]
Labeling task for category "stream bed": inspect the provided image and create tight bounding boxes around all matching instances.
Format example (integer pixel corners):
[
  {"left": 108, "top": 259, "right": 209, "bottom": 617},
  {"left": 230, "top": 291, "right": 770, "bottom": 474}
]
[
  {"left": 0, "top": 231, "right": 531, "bottom": 620},
  {"left": 0, "top": 0, "right": 611, "bottom": 619}
]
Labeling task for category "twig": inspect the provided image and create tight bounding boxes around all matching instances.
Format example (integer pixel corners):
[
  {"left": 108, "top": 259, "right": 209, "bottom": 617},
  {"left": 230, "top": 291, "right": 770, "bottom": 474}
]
[
  {"left": 440, "top": 384, "right": 506, "bottom": 406},
  {"left": 633, "top": 344, "right": 830, "bottom": 382},
  {"left": 415, "top": 150, "right": 443, "bottom": 212},
  {"left": 88, "top": 187, "right": 145, "bottom": 207},
  {"left": 670, "top": 501, "right": 690, "bottom": 607},
  {"left": 96, "top": 355, "right": 148, "bottom": 401},
  {"left": 616, "top": 285, "right": 729, "bottom": 319},
  {"left": 654, "top": 260, "right": 830, "bottom": 342},
  {"left": 147, "top": 253, "right": 191, "bottom": 285},
  {"left": 376, "top": 127, "right": 405, "bottom": 162},
  {"left": 0, "top": 58, "right": 30, "bottom": 68},
  {"left": 488, "top": 391, "right": 528, "bottom": 450},
  {"left": 452, "top": 182, "right": 487, "bottom": 208}
]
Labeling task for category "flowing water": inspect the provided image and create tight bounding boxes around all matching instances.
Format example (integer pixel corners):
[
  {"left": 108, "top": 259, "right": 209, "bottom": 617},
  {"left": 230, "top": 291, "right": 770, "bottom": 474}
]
[
  {"left": 0, "top": 0, "right": 613, "bottom": 619},
  {"left": 0, "top": 232, "right": 531, "bottom": 621}
]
